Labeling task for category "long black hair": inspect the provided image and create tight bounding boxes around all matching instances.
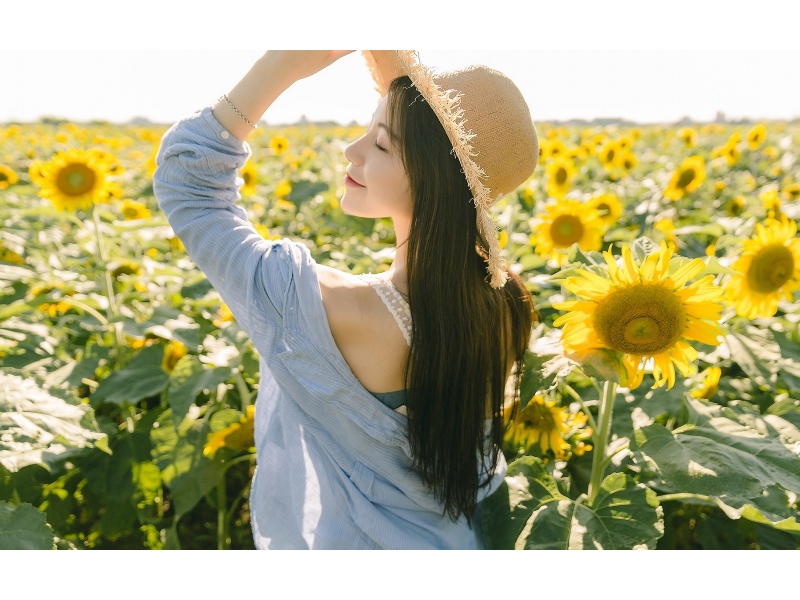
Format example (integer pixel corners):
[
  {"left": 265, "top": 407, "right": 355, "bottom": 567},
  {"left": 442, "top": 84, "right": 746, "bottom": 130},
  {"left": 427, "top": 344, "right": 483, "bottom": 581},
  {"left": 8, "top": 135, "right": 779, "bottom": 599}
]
[{"left": 385, "top": 76, "right": 536, "bottom": 524}]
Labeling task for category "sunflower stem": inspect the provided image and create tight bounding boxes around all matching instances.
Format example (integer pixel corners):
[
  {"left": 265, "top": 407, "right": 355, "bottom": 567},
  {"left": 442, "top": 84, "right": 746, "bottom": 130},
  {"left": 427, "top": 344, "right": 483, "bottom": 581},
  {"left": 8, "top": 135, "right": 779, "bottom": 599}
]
[
  {"left": 233, "top": 370, "right": 253, "bottom": 411},
  {"left": 587, "top": 379, "right": 618, "bottom": 506},
  {"left": 57, "top": 297, "right": 108, "bottom": 327},
  {"left": 91, "top": 208, "right": 123, "bottom": 368},
  {"left": 216, "top": 473, "right": 228, "bottom": 550}
]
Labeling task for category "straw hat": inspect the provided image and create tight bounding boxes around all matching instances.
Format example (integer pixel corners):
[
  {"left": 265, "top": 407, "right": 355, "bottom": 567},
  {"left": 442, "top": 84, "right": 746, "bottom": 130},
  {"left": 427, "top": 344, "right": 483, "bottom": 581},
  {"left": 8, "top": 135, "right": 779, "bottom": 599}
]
[{"left": 362, "top": 50, "right": 539, "bottom": 289}]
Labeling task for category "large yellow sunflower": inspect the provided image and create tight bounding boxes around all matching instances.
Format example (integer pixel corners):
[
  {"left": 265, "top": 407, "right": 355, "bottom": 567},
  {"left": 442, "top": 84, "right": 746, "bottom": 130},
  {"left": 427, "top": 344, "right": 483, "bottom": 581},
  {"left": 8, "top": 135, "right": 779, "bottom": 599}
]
[
  {"left": 664, "top": 155, "right": 706, "bottom": 200},
  {"left": 36, "top": 148, "right": 115, "bottom": 211},
  {"left": 552, "top": 241, "right": 725, "bottom": 390},
  {"left": 725, "top": 215, "right": 800, "bottom": 319},
  {"left": 530, "top": 199, "right": 604, "bottom": 266},
  {"left": 545, "top": 156, "right": 577, "bottom": 198}
]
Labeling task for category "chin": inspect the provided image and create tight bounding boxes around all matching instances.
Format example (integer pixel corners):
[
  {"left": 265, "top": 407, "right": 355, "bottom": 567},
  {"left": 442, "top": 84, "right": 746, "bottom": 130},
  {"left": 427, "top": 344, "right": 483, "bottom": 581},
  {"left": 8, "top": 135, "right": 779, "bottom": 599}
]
[{"left": 340, "top": 197, "right": 368, "bottom": 218}]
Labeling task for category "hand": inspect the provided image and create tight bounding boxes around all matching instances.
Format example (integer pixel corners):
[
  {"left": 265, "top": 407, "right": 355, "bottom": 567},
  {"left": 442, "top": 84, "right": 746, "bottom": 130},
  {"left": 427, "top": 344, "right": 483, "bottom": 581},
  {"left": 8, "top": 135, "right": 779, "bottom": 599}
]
[{"left": 261, "top": 50, "right": 354, "bottom": 85}]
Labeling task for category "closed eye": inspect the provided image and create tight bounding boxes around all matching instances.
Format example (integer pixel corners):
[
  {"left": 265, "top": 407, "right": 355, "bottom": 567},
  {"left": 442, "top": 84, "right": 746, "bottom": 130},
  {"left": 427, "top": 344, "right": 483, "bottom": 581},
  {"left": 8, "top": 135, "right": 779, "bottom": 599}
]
[{"left": 374, "top": 141, "right": 388, "bottom": 152}]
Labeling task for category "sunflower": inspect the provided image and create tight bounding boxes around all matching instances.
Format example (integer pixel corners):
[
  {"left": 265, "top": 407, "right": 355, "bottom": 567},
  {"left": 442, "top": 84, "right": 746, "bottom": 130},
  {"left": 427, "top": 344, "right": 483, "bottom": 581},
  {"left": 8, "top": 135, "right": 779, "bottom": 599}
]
[
  {"left": 586, "top": 192, "right": 623, "bottom": 228},
  {"left": 783, "top": 183, "right": 800, "bottom": 202},
  {"left": 543, "top": 139, "right": 567, "bottom": 161},
  {"left": 213, "top": 302, "right": 236, "bottom": 328},
  {"left": 161, "top": 340, "right": 188, "bottom": 373},
  {"left": 597, "top": 140, "right": 622, "bottom": 172},
  {"left": 619, "top": 150, "right": 638, "bottom": 172},
  {"left": 552, "top": 241, "right": 726, "bottom": 390},
  {"left": 664, "top": 155, "right": 706, "bottom": 201},
  {"left": 28, "top": 161, "right": 46, "bottom": 186},
  {"left": 677, "top": 127, "right": 698, "bottom": 148},
  {"left": 530, "top": 199, "right": 604, "bottom": 266},
  {"left": 721, "top": 142, "right": 741, "bottom": 166},
  {"left": 691, "top": 366, "right": 721, "bottom": 399},
  {"left": 565, "top": 146, "right": 588, "bottom": 163},
  {"left": 0, "top": 242, "right": 24, "bottom": 265},
  {"left": 545, "top": 156, "right": 577, "bottom": 198},
  {"left": 725, "top": 215, "right": 800, "bottom": 319},
  {"left": 36, "top": 148, "right": 115, "bottom": 211},
  {"left": 0, "top": 164, "right": 18, "bottom": 189},
  {"left": 746, "top": 123, "right": 767, "bottom": 151},
  {"left": 119, "top": 198, "right": 151, "bottom": 220},
  {"left": 269, "top": 135, "right": 290, "bottom": 155},
  {"left": 204, "top": 405, "right": 256, "bottom": 457},
  {"left": 274, "top": 180, "right": 292, "bottom": 200},
  {"left": 110, "top": 259, "right": 141, "bottom": 280},
  {"left": 725, "top": 195, "right": 747, "bottom": 217},
  {"left": 239, "top": 161, "right": 258, "bottom": 196},
  {"left": 504, "top": 394, "right": 592, "bottom": 461},
  {"left": 759, "top": 188, "right": 781, "bottom": 218}
]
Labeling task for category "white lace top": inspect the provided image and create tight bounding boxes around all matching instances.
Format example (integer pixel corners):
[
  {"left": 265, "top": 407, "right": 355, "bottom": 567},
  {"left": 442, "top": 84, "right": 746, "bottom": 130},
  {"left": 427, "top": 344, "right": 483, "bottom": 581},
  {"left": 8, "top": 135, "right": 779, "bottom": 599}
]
[{"left": 358, "top": 273, "right": 412, "bottom": 346}]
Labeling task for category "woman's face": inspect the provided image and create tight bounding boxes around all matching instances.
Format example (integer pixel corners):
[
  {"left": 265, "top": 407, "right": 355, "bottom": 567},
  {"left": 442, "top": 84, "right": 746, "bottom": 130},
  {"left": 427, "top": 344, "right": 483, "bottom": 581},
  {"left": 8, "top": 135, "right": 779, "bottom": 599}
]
[{"left": 341, "top": 97, "right": 412, "bottom": 220}]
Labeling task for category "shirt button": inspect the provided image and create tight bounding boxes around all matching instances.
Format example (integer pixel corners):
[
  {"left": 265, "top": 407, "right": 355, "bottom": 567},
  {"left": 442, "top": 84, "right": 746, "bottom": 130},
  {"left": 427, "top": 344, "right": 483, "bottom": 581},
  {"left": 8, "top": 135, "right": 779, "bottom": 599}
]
[{"left": 221, "top": 131, "right": 230, "bottom": 139}]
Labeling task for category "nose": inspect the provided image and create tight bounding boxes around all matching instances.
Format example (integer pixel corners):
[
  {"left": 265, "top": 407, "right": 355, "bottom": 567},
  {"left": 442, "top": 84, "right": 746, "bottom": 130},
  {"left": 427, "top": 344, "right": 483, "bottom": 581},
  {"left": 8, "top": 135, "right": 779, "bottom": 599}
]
[{"left": 344, "top": 133, "right": 365, "bottom": 165}]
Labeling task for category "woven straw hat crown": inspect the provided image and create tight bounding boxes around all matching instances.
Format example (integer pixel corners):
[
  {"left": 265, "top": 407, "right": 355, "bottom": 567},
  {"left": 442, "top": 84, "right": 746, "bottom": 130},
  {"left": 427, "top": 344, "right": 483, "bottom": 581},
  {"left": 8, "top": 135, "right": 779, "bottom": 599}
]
[{"left": 362, "top": 51, "right": 539, "bottom": 288}]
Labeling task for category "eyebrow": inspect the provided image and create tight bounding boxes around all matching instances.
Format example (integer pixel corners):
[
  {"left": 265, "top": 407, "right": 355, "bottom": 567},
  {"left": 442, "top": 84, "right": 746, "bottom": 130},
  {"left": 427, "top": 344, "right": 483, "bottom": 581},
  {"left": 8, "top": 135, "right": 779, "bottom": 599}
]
[{"left": 377, "top": 123, "right": 395, "bottom": 139}]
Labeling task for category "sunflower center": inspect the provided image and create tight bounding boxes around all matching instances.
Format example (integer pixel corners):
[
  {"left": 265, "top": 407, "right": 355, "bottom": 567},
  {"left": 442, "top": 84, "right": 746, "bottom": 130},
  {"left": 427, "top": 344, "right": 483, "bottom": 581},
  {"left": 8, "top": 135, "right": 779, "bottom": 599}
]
[
  {"left": 746, "top": 244, "right": 794, "bottom": 293},
  {"left": 56, "top": 162, "right": 96, "bottom": 196},
  {"left": 550, "top": 215, "right": 584, "bottom": 247},
  {"left": 593, "top": 284, "right": 686, "bottom": 354},
  {"left": 0, "top": 172, "right": 8, "bottom": 182},
  {"left": 676, "top": 168, "right": 695, "bottom": 189},
  {"left": 555, "top": 167, "right": 568, "bottom": 184},
  {"left": 595, "top": 202, "right": 610, "bottom": 217},
  {"left": 624, "top": 316, "right": 661, "bottom": 345},
  {"left": 123, "top": 206, "right": 139, "bottom": 218},
  {"left": 522, "top": 402, "right": 560, "bottom": 433},
  {"left": 243, "top": 172, "right": 252, "bottom": 185},
  {"left": 605, "top": 149, "right": 615, "bottom": 162}
]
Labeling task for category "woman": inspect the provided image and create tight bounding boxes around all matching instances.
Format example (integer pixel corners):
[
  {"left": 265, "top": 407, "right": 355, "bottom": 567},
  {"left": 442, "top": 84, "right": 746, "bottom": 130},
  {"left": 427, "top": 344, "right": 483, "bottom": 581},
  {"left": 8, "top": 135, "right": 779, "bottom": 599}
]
[{"left": 153, "top": 50, "right": 539, "bottom": 549}]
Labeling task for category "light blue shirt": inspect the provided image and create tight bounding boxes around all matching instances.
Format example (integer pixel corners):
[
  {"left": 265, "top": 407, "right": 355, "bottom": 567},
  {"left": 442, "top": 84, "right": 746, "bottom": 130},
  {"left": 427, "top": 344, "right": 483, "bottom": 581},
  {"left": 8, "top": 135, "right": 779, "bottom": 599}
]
[{"left": 153, "top": 104, "right": 506, "bottom": 549}]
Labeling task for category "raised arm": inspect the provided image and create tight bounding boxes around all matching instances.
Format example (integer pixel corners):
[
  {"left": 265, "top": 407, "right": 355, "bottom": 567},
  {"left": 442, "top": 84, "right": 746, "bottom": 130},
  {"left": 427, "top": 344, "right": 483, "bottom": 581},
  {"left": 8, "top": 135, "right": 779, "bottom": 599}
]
[
  {"left": 212, "top": 50, "right": 353, "bottom": 142},
  {"left": 152, "top": 50, "right": 352, "bottom": 341}
]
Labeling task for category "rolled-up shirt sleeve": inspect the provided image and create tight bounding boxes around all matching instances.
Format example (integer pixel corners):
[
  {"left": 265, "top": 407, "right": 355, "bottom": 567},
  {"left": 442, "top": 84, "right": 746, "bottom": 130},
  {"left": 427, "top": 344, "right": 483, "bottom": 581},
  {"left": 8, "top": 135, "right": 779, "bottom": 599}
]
[{"left": 153, "top": 104, "right": 292, "bottom": 335}]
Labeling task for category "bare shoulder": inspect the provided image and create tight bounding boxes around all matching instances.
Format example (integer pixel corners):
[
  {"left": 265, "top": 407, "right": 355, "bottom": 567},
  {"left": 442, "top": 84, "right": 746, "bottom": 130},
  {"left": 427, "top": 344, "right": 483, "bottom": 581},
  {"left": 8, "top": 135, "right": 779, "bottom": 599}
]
[{"left": 315, "top": 264, "right": 376, "bottom": 328}]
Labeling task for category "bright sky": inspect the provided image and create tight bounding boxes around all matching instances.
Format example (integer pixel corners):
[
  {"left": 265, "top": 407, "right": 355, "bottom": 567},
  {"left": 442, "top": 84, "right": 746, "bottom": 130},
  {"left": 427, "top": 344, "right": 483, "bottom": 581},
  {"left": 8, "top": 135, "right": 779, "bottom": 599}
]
[{"left": 3, "top": 2, "right": 800, "bottom": 127}]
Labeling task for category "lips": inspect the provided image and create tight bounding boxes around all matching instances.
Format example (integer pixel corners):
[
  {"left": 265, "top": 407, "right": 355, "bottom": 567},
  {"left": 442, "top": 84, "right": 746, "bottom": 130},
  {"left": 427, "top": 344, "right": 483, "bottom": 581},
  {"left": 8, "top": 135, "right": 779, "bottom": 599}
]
[{"left": 345, "top": 172, "right": 365, "bottom": 187}]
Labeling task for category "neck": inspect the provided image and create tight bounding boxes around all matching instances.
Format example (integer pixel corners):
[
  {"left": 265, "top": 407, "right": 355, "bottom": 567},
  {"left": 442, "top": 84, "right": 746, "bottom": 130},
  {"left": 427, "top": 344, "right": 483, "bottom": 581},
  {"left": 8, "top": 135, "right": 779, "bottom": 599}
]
[{"left": 385, "top": 216, "right": 410, "bottom": 298}]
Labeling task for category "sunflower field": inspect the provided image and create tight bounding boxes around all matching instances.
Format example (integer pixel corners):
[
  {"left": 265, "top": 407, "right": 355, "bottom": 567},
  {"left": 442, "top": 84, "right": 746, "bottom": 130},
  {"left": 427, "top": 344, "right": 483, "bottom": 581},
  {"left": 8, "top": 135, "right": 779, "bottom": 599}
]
[{"left": 1, "top": 114, "right": 799, "bottom": 550}]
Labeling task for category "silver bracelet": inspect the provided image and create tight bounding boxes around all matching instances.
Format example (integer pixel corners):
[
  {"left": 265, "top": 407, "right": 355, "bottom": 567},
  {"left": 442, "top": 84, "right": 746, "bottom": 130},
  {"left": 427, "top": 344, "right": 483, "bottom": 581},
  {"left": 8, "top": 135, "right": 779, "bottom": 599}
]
[{"left": 218, "top": 94, "right": 258, "bottom": 130}]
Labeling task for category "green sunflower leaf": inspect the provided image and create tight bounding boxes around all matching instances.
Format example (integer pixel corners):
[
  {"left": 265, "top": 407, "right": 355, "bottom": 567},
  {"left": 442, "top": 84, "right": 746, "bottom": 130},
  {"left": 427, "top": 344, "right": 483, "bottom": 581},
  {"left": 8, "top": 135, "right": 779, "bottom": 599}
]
[
  {"left": 90, "top": 344, "right": 169, "bottom": 405},
  {"left": 629, "top": 398, "right": 800, "bottom": 532},
  {"left": 0, "top": 502, "right": 55, "bottom": 550},
  {"left": 166, "top": 355, "right": 233, "bottom": 428},
  {"left": 150, "top": 408, "right": 226, "bottom": 517},
  {"left": 724, "top": 326, "right": 781, "bottom": 389},
  {"left": 0, "top": 368, "right": 110, "bottom": 473},
  {"left": 482, "top": 456, "right": 664, "bottom": 549}
]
